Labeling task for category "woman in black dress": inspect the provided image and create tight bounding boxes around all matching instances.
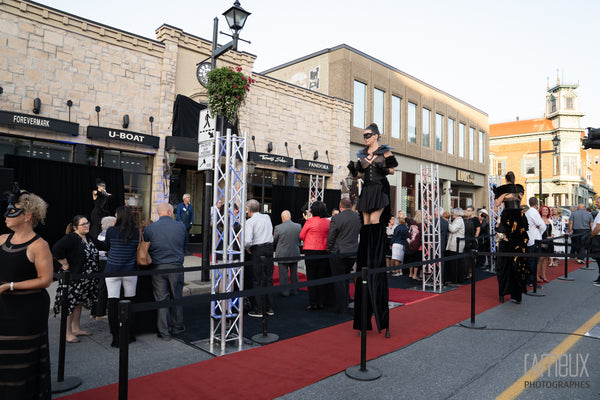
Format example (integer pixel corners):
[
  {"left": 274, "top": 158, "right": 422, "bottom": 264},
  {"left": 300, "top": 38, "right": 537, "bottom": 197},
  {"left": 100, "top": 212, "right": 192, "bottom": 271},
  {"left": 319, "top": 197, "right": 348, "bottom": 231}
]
[
  {"left": 53, "top": 215, "right": 100, "bottom": 342},
  {"left": 0, "top": 189, "right": 53, "bottom": 399},
  {"left": 493, "top": 171, "right": 529, "bottom": 304},
  {"left": 90, "top": 179, "right": 111, "bottom": 239},
  {"left": 347, "top": 123, "right": 398, "bottom": 337}
]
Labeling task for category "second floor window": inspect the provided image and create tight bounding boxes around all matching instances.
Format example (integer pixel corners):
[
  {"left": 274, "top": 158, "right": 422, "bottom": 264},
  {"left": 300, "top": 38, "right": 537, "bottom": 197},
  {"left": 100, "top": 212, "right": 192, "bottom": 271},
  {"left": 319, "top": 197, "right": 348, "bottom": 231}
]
[
  {"left": 374, "top": 88, "right": 385, "bottom": 134},
  {"left": 391, "top": 95, "right": 401, "bottom": 139},
  {"left": 459, "top": 123, "right": 465, "bottom": 157},
  {"left": 422, "top": 108, "right": 431, "bottom": 147},
  {"left": 478, "top": 131, "right": 484, "bottom": 163},
  {"left": 448, "top": 118, "right": 455, "bottom": 155},
  {"left": 353, "top": 80, "right": 366, "bottom": 128},
  {"left": 436, "top": 113, "right": 443, "bottom": 151},
  {"left": 408, "top": 102, "right": 417, "bottom": 144}
]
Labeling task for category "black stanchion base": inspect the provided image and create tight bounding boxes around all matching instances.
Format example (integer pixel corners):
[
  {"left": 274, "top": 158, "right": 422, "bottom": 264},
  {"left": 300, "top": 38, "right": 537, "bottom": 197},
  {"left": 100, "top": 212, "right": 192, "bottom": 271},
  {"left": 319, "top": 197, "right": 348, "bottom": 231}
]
[
  {"left": 345, "top": 364, "right": 382, "bottom": 381},
  {"left": 459, "top": 320, "right": 486, "bottom": 329},
  {"left": 51, "top": 376, "right": 82, "bottom": 394},
  {"left": 251, "top": 332, "right": 279, "bottom": 344},
  {"left": 580, "top": 266, "right": 594, "bottom": 270},
  {"left": 557, "top": 276, "right": 575, "bottom": 281}
]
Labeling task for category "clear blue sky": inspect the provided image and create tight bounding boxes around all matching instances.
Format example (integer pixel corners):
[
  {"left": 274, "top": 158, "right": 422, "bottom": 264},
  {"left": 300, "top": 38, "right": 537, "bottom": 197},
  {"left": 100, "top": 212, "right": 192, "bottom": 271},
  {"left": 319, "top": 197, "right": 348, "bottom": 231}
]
[{"left": 42, "top": 0, "right": 600, "bottom": 127}]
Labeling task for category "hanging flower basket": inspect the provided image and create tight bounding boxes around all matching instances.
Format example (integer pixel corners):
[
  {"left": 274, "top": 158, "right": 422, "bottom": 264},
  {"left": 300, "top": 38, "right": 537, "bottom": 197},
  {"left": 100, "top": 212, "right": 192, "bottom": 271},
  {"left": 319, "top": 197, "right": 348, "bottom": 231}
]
[{"left": 206, "top": 66, "right": 254, "bottom": 123}]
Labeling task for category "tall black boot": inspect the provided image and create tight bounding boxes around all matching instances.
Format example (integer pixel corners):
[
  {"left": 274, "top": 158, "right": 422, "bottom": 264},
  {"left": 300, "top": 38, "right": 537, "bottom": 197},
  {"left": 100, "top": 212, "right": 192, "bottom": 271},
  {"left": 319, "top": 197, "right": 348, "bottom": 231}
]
[
  {"left": 353, "top": 224, "right": 373, "bottom": 331},
  {"left": 124, "top": 297, "right": 136, "bottom": 343},
  {"left": 370, "top": 223, "right": 390, "bottom": 333},
  {"left": 107, "top": 298, "right": 119, "bottom": 348}
]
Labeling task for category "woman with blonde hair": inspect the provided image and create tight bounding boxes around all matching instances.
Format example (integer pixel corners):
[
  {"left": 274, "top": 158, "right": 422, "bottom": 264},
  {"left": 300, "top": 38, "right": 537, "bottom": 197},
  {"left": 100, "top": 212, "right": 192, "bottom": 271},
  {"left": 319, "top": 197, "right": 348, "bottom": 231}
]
[{"left": 0, "top": 188, "right": 53, "bottom": 398}]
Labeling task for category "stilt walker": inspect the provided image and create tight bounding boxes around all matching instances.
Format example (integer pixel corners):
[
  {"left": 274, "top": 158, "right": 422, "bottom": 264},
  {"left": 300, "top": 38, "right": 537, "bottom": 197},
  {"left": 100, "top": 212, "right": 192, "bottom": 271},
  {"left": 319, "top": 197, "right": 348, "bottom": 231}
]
[{"left": 347, "top": 123, "right": 398, "bottom": 337}]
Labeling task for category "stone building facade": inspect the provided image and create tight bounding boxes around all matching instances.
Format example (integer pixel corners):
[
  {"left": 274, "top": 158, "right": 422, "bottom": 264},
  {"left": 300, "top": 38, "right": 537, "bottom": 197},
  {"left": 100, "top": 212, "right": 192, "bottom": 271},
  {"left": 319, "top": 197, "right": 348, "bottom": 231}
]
[{"left": 0, "top": 0, "right": 350, "bottom": 237}]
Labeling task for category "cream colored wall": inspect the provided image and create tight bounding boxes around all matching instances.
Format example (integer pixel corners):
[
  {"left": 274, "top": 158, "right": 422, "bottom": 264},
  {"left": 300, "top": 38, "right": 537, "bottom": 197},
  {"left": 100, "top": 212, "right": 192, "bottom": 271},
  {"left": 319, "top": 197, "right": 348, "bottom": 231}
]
[
  {"left": 239, "top": 75, "right": 352, "bottom": 189},
  {"left": 263, "top": 46, "right": 489, "bottom": 177},
  {"left": 261, "top": 53, "right": 330, "bottom": 95},
  {"left": 0, "top": 0, "right": 177, "bottom": 217}
]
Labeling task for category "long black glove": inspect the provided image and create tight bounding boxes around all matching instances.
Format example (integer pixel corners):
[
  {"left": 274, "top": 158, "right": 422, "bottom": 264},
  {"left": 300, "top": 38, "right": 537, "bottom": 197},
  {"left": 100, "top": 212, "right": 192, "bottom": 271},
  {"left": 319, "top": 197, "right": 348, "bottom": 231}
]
[{"left": 347, "top": 161, "right": 357, "bottom": 177}]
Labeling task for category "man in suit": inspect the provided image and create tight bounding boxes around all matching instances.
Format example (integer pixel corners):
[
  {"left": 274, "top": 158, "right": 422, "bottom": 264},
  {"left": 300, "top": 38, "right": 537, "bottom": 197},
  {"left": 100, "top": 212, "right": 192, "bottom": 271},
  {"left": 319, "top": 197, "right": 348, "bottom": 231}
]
[
  {"left": 273, "top": 210, "right": 302, "bottom": 297},
  {"left": 327, "top": 198, "right": 361, "bottom": 313}
]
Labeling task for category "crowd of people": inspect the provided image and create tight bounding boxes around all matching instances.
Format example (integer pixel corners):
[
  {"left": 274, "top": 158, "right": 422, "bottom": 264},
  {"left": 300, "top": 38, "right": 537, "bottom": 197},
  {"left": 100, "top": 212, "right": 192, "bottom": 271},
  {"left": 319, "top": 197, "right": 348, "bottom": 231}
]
[{"left": 3, "top": 128, "right": 600, "bottom": 397}]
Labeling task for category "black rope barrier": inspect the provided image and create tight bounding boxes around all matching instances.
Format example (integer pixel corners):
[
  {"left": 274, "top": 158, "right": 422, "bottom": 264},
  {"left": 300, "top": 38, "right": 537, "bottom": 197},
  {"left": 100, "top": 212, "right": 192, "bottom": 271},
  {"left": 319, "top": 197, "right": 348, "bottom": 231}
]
[
  {"left": 51, "top": 270, "right": 82, "bottom": 394},
  {"left": 456, "top": 237, "right": 486, "bottom": 329},
  {"left": 345, "top": 267, "right": 381, "bottom": 381},
  {"left": 50, "top": 234, "right": 598, "bottom": 398}
]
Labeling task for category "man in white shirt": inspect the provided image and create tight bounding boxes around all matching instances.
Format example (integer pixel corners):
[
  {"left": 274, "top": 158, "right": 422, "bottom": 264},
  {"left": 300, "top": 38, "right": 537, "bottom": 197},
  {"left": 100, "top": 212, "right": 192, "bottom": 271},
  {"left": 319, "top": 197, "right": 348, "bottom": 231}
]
[
  {"left": 525, "top": 197, "right": 546, "bottom": 285},
  {"left": 588, "top": 197, "right": 600, "bottom": 286},
  {"left": 244, "top": 199, "right": 274, "bottom": 317}
]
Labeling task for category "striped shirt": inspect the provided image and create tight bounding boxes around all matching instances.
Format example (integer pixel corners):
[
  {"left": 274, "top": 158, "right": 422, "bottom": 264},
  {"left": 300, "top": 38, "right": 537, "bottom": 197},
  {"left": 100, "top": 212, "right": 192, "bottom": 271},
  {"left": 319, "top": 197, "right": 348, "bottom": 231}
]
[{"left": 105, "top": 226, "right": 139, "bottom": 273}]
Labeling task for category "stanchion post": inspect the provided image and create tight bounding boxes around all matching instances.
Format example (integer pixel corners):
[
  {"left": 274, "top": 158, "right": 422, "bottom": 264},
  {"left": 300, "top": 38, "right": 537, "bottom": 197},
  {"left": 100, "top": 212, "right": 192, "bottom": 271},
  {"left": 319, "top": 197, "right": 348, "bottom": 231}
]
[
  {"left": 52, "top": 270, "right": 82, "bottom": 394},
  {"left": 526, "top": 242, "right": 545, "bottom": 297},
  {"left": 118, "top": 300, "right": 131, "bottom": 400},
  {"left": 346, "top": 267, "right": 381, "bottom": 381},
  {"left": 558, "top": 234, "right": 576, "bottom": 281},
  {"left": 252, "top": 256, "right": 279, "bottom": 344},
  {"left": 459, "top": 244, "right": 486, "bottom": 329}
]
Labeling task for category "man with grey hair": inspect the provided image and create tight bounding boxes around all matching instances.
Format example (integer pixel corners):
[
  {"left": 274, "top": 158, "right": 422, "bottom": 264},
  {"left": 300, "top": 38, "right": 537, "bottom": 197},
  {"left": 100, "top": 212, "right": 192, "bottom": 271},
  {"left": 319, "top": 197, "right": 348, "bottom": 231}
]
[
  {"left": 176, "top": 193, "right": 193, "bottom": 255},
  {"left": 144, "top": 202, "right": 187, "bottom": 340},
  {"left": 446, "top": 208, "right": 465, "bottom": 283},
  {"left": 245, "top": 199, "right": 274, "bottom": 317},
  {"left": 273, "top": 210, "right": 302, "bottom": 297}
]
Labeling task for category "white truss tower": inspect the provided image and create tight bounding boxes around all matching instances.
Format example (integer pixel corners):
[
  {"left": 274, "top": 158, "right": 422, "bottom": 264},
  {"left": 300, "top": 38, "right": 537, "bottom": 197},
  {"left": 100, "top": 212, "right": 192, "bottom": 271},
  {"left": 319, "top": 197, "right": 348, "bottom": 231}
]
[
  {"left": 210, "top": 128, "right": 248, "bottom": 354},
  {"left": 488, "top": 175, "right": 503, "bottom": 273},
  {"left": 420, "top": 164, "right": 442, "bottom": 292},
  {"left": 308, "top": 174, "right": 325, "bottom": 208}
]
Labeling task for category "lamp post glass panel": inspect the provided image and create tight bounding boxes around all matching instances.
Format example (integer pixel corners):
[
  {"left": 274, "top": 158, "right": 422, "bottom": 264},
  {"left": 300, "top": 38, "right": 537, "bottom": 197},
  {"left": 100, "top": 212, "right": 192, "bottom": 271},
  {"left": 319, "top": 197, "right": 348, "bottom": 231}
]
[{"left": 538, "top": 134, "right": 561, "bottom": 205}]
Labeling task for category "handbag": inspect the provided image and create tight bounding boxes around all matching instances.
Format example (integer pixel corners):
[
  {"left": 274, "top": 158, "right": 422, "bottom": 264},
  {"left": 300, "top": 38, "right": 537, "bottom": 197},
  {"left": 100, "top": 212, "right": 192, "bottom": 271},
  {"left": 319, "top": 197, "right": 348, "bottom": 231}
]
[
  {"left": 406, "top": 225, "right": 421, "bottom": 253},
  {"left": 136, "top": 229, "right": 152, "bottom": 266}
]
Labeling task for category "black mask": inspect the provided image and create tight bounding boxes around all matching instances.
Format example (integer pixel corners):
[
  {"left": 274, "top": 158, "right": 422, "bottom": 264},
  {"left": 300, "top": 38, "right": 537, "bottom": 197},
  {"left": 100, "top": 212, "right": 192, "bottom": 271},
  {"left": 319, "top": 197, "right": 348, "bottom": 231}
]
[{"left": 4, "top": 182, "right": 27, "bottom": 218}]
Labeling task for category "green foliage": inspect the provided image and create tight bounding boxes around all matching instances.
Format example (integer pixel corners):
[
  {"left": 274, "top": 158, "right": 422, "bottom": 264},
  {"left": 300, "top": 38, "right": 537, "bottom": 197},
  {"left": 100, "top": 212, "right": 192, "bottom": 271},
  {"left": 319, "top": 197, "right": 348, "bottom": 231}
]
[{"left": 206, "top": 66, "right": 254, "bottom": 123}]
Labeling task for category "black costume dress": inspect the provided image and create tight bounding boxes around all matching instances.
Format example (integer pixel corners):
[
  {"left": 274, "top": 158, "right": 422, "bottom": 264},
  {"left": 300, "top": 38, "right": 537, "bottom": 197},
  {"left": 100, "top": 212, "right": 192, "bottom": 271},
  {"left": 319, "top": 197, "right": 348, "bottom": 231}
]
[
  {"left": 90, "top": 190, "right": 110, "bottom": 239},
  {"left": 494, "top": 184, "right": 529, "bottom": 302},
  {"left": 0, "top": 234, "right": 51, "bottom": 399},
  {"left": 353, "top": 145, "right": 398, "bottom": 332},
  {"left": 52, "top": 233, "right": 100, "bottom": 316}
]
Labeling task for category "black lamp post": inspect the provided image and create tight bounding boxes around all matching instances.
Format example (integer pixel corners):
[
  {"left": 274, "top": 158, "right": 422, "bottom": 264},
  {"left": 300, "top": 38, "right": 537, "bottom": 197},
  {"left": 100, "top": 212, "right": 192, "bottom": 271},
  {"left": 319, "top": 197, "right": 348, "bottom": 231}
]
[
  {"left": 538, "top": 134, "right": 561, "bottom": 205},
  {"left": 202, "top": 1, "right": 251, "bottom": 280}
]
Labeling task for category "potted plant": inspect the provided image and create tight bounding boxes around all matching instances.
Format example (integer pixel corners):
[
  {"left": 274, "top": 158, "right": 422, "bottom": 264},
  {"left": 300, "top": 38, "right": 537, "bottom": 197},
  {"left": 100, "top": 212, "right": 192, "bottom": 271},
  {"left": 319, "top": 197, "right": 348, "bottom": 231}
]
[{"left": 206, "top": 66, "right": 254, "bottom": 123}]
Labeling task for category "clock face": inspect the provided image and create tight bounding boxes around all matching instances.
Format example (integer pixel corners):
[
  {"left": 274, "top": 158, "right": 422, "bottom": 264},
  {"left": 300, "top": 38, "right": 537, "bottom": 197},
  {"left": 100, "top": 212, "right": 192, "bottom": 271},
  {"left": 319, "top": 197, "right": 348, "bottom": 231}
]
[{"left": 196, "top": 62, "right": 212, "bottom": 87}]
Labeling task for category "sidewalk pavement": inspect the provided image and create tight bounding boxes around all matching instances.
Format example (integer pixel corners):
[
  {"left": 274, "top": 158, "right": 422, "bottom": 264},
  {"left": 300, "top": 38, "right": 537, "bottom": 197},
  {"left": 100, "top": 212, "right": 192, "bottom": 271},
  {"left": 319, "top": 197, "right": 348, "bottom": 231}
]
[{"left": 52, "top": 260, "right": 599, "bottom": 399}]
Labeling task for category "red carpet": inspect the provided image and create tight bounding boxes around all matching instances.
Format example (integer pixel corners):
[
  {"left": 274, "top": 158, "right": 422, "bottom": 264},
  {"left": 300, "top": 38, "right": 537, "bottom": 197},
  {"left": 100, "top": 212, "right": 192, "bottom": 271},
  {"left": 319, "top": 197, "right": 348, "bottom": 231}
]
[
  {"left": 58, "top": 260, "right": 585, "bottom": 400},
  {"left": 348, "top": 284, "right": 438, "bottom": 305}
]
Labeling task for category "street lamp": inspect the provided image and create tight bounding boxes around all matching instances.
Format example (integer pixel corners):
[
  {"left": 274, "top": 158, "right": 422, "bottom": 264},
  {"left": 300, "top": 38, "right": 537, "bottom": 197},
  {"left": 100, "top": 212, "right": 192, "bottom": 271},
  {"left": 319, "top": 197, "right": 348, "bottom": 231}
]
[
  {"left": 201, "top": 1, "right": 251, "bottom": 280},
  {"left": 538, "top": 134, "right": 561, "bottom": 205}
]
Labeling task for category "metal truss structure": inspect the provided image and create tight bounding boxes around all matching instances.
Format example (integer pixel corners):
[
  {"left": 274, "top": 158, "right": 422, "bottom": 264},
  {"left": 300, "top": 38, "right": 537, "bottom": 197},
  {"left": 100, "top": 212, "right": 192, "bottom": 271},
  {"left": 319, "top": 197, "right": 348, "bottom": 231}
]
[
  {"left": 419, "top": 164, "right": 442, "bottom": 292},
  {"left": 308, "top": 174, "right": 325, "bottom": 208},
  {"left": 488, "top": 175, "right": 503, "bottom": 273},
  {"left": 210, "top": 129, "right": 248, "bottom": 354}
]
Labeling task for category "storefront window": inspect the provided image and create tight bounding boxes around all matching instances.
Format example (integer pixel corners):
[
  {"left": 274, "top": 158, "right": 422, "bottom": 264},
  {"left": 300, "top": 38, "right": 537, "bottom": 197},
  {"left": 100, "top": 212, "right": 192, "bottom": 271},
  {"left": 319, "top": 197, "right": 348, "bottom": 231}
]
[
  {"left": 0, "top": 136, "right": 30, "bottom": 166},
  {"left": 31, "top": 141, "right": 72, "bottom": 162},
  {"left": 98, "top": 149, "right": 152, "bottom": 224}
]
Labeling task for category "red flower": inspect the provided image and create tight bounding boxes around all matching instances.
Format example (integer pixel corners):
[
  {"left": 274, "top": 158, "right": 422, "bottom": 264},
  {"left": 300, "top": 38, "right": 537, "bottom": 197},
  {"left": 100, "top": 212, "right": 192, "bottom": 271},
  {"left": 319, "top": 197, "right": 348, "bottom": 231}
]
[{"left": 236, "top": 67, "right": 242, "bottom": 72}]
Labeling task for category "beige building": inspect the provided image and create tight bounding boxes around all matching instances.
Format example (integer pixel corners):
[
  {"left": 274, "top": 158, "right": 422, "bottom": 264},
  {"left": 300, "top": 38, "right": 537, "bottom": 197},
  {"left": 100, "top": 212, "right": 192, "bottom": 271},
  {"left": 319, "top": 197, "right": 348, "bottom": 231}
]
[
  {"left": 490, "top": 80, "right": 595, "bottom": 207},
  {"left": 0, "top": 0, "right": 350, "bottom": 243},
  {"left": 262, "top": 45, "right": 490, "bottom": 214}
]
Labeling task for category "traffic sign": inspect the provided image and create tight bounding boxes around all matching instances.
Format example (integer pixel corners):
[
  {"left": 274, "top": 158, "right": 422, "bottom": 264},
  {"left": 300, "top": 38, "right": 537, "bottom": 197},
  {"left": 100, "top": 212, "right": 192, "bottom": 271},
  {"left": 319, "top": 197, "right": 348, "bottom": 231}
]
[
  {"left": 198, "top": 139, "right": 214, "bottom": 171},
  {"left": 199, "top": 109, "right": 216, "bottom": 142}
]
